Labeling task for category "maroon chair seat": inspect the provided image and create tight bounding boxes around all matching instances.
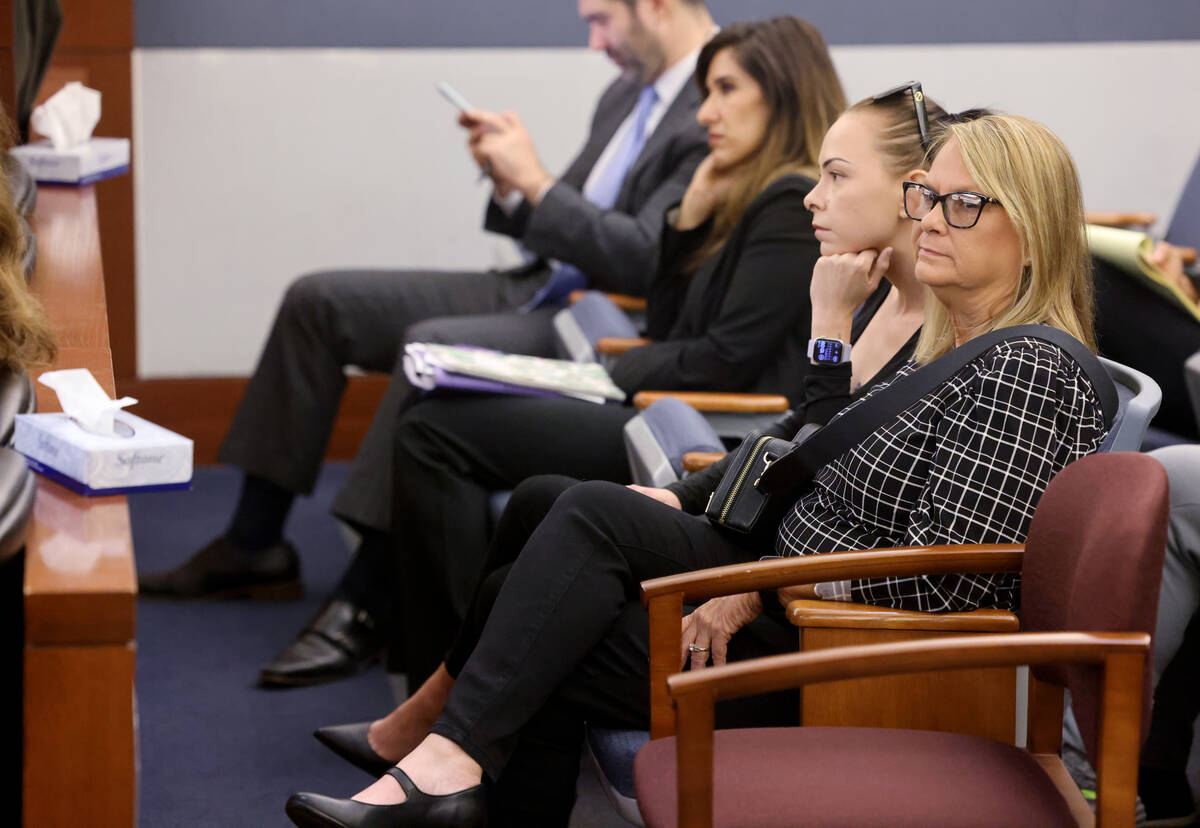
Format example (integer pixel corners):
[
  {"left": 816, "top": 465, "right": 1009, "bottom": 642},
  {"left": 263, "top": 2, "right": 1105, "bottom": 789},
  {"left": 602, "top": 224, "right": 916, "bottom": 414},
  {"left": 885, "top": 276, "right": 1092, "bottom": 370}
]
[{"left": 635, "top": 726, "right": 1077, "bottom": 828}]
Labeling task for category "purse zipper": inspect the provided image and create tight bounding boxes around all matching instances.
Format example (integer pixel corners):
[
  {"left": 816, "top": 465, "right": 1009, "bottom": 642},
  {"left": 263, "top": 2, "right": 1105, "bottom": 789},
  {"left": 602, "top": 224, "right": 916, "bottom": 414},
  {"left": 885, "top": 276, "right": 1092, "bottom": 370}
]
[{"left": 719, "top": 434, "right": 773, "bottom": 523}]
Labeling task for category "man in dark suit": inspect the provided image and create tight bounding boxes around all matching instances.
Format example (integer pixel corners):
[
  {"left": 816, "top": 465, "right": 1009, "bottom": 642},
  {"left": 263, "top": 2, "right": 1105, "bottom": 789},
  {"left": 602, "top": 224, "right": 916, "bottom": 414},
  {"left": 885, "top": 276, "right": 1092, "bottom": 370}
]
[{"left": 139, "top": 0, "right": 714, "bottom": 686}]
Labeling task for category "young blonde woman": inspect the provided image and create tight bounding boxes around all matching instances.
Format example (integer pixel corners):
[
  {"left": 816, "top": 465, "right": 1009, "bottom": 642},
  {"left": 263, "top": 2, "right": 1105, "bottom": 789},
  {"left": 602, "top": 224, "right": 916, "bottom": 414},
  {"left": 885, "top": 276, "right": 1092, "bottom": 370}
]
[{"left": 308, "top": 83, "right": 957, "bottom": 795}]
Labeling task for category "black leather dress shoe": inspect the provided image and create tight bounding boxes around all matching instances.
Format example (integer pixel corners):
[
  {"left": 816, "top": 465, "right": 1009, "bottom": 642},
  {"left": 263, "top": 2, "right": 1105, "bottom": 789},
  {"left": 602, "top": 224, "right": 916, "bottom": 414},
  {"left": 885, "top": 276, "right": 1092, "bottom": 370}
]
[
  {"left": 259, "top": 599, "right": 384, "bottom": 687},
  {"left": 286, "top": 767, "right": 487, "bottom": 828},
  {"left": 314, "top": 722, "right": 394, "bottom": 777},
  {"left": 138, "top": 535, "right": 302, "bottom": 600}
]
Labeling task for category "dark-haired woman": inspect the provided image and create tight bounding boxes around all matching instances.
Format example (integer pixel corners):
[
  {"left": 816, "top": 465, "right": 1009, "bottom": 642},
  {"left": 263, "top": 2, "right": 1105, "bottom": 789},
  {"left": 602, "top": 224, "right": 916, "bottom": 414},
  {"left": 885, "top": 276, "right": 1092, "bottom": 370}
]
[{"left": 386, "top": 17, "right": 845, "bottom": 688}]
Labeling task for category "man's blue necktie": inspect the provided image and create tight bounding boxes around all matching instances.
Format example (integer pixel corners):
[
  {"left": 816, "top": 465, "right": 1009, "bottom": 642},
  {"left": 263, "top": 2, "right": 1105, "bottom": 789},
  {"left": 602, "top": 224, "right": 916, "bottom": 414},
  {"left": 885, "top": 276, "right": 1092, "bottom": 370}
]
[{"left": 522, "top": 85, "right": 659, "bottom": 311}]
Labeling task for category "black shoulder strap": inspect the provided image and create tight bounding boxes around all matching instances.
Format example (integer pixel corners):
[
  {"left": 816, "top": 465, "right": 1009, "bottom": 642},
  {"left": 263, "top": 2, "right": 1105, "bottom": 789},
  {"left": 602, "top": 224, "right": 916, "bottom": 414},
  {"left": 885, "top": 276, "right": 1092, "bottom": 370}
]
[{"left": 758, "top": 324, "right": 1117, "bottom": 495}]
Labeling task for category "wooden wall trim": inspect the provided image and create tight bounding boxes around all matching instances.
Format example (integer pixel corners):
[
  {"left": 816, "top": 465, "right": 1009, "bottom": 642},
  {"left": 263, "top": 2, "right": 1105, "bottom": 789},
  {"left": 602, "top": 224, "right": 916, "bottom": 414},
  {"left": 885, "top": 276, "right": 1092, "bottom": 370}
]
[
  {"left": 24, "top": 183, "right": 136, "bottom": 828},
  {"left": 1, "top": 0, "right": 17, "bottom": 124},
  {"left": 28, "top": 0, "right": 136, "bottom": 380},
  {"left": 0, "top": 49, "right": 13, "bottom": 124},
  {"left": 119, "top": 374, "right": 391, "bottom": 465}
]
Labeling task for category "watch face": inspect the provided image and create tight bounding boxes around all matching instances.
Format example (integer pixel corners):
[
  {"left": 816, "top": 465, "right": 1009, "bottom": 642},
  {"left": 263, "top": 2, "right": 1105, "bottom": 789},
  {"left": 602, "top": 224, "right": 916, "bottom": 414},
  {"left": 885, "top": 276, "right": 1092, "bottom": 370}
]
[{"left": 813, "top": 338, "right": 844, "bottom": 363}]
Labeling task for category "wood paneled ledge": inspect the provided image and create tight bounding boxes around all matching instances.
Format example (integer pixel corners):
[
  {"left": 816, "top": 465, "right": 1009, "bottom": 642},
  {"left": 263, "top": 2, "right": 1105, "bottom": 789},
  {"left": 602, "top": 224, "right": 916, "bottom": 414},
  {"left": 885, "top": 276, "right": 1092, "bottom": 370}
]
[{"left": 22, "top": 184, "right": 137, "bottom": 828}]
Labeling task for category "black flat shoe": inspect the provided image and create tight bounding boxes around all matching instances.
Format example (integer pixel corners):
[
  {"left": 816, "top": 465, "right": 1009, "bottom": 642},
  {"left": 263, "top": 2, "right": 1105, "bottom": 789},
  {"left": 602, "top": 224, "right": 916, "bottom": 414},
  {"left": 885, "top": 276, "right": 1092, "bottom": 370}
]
[
  {"left": 285, "top": 767, "right": 487, "bottom": 827},
  {"left": 138, "top": 535, "right": 302, "bottom": 600},
  {"left": 259, "top": 599, "right": 385, "bottom": 687},
  {"left": 314, "top": 722, "right": 394, "bottom": 777}
]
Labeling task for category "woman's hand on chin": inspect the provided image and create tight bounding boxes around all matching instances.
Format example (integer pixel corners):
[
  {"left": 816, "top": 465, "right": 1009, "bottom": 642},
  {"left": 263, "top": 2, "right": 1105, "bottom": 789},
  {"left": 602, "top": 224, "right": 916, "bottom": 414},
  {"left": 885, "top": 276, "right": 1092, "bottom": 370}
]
[
  {"left": 676, "top": 154, "right": 738, "bottom": 230},
  {"left": 680, "top": 592, "right": 763, "bottom": 670},
  {"left": 809, "top": 247, "right": 892, "bottom": 339}
]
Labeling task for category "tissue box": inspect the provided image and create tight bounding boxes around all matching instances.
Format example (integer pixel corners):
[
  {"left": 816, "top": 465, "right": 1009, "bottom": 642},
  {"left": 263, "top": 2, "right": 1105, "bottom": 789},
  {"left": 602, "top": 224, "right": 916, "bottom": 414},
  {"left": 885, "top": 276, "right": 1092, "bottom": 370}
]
[
  {"left": 10, "top": 137, "right": 130, "bottom": 186},
  {"left": 14, "top": 411, "right": 192, "bottom": 496}
]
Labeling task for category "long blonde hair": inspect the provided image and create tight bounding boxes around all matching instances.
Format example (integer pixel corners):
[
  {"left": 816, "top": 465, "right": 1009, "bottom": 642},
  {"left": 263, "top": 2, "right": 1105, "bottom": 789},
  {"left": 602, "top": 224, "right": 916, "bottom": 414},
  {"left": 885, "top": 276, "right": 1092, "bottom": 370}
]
[
  {"left": 913, "top": 114, "right": 1094, "bottom": 364},
  {"left": 0, "top": 108, "right": 57, "bottom": 372},
  {"left": 690, "top": 17, "right": 845, "bottom": 267}
]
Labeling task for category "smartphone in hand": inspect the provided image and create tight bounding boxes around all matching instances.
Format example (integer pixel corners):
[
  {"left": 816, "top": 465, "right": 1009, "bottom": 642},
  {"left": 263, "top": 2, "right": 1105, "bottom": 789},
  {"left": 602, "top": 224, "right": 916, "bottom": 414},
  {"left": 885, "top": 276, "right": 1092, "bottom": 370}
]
[
  {"left": 437, "top": 81, "right": 475, "bottom": 114},
  {"left": 439, "top": 81, "right": 492, "bottom": 179}
]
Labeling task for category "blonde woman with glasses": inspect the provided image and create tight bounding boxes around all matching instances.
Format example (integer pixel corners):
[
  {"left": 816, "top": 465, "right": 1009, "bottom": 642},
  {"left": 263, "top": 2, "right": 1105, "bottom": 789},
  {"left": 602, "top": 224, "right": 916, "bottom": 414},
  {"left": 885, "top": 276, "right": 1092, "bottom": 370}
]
[{"left": 287, "top": 114, "right": 1107, "bottom": 828}]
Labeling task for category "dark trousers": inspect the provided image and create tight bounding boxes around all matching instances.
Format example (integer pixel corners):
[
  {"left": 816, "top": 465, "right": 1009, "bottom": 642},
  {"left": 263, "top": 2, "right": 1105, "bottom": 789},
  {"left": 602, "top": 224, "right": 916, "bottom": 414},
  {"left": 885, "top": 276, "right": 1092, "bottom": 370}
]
[
  {"left": 1093, "top": 256, "right": 1200, "bottom": 438},
  {"left": 217, "top": 266, "right": 557, "bottom": 534},
  {"left": 430, "top": 476, "right": 798, "bottom": 825},
  {"left": 391, "top": 396, "right": 638, "bottom": 685},
  {"left": 1142, "top": 608, "right": 1200, "bottom": 772}
]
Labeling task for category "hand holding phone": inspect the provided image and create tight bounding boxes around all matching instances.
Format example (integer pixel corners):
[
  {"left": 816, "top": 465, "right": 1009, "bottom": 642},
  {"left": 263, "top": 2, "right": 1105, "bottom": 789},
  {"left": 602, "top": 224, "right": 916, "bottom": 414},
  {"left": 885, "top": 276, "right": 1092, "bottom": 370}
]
[
  {"left": 437, "top": 81, "right": 475, "bottom": 115},
  {"left": 439, "top": 81, "right": 495, "bottom": 179}
]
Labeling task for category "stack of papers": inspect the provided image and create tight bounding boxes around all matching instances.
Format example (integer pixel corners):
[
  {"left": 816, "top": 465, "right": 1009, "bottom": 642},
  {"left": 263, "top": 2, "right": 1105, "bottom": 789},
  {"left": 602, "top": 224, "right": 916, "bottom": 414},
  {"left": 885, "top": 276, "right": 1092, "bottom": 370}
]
[
  {"left": 1087, "top": 224, "right": 1200, "bottom": 324},
  {"left": 403, "top": 343, "right": 626, "bottom": 405}
]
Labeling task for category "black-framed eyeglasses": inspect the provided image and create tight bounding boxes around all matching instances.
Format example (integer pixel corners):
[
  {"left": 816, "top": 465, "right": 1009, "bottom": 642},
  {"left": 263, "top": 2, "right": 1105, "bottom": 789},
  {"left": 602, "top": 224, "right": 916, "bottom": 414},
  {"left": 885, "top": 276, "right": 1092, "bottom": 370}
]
[
  {"left": 902, "top": 181, "right": 1002, "bottom": 229},
  {"left": 871, "top": 81, "right": 931, "bottom": 151}
]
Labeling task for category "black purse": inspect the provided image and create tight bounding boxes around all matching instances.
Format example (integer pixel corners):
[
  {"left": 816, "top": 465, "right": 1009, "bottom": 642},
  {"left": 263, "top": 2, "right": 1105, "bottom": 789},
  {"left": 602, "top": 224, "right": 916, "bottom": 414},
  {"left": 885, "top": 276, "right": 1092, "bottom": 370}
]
[
  {"left": 704, "top": 325, "right": 1118, "bottom": 537},
  {"left": 705, "top": 425, "right": 817, "bottom": 535}
]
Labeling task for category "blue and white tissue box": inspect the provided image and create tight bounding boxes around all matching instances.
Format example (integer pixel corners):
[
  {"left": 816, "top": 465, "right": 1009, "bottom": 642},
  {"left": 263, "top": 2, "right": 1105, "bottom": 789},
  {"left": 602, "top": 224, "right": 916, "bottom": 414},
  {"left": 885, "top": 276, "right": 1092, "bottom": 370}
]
[
  {"left": 10, "top": 137, "right": 130, "bottom": 186},
  {"left": 14, "top": 411, "right": 192, "bottom": 496}
]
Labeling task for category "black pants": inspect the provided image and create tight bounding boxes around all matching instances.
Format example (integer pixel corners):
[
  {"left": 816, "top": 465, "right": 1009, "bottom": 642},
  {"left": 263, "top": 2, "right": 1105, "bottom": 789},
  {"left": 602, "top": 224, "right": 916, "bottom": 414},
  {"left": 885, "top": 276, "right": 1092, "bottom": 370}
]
[
  {"left": 391, "top": 396, "right": 638, "bottom": 685},
  {"left": 218, "top": 265, "right": 556, "bottom": 534},
  {"left": 429, "top": 475, "right": 798, "bottom": 826},
  {"left": 1142, "top": 608, "right": 1200, "bottom": 772}
]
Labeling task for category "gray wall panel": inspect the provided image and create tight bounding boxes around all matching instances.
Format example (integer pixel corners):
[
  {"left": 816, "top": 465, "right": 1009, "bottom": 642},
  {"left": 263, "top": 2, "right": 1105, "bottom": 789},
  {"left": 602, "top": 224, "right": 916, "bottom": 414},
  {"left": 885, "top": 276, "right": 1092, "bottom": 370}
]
[{"left": 135, "top": 0, "right": 1200, "bottom": 49}]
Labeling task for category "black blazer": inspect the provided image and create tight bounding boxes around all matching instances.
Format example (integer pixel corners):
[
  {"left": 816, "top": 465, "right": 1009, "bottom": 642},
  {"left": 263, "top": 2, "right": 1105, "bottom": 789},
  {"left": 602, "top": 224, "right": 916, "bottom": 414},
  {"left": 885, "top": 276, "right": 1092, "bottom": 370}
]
[
  {"left": 482, "top": 74, "right": 709, "bottom": 296},
  {"left": 609, "top": 174, "right": 820, "bottom": 404}
]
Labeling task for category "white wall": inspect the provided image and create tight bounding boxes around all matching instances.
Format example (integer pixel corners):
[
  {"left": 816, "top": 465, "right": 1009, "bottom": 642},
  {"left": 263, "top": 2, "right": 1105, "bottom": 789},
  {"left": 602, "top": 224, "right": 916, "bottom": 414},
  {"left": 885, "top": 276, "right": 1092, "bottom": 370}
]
[{"left": 134, "top": 41, "right": 1200, "bottom": 377}]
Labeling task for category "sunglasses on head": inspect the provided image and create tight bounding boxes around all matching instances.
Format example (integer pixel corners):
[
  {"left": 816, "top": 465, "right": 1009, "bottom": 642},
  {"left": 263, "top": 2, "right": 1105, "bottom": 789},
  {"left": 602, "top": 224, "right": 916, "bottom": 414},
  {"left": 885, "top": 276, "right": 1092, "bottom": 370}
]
[{"left": 871, "top": 81, "right": 931, "bottom": 152}]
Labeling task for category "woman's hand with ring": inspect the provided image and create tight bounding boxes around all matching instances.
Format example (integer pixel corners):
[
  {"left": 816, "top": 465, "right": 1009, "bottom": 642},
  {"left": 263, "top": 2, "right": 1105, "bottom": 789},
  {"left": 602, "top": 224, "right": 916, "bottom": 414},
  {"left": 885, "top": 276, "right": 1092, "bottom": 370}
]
[{"left": 680, "top": 591, "right": 763, "bottom": 670}]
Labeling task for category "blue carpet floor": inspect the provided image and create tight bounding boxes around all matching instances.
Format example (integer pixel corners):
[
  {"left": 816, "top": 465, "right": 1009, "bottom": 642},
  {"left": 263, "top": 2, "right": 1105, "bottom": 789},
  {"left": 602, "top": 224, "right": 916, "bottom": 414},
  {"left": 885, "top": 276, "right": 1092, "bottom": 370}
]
[
  {"left": 125, "top": 462, "right": 1200, "bottom": 828},
  {"left": 131, "top": 463, "right": 394, "bottom": 827}
]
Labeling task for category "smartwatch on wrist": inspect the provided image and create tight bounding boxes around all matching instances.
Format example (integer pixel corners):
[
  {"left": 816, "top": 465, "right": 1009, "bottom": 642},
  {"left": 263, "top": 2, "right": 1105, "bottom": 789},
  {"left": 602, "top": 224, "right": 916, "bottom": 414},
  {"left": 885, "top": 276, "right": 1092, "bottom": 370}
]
[{"left": 807, "top": 337, "right": 852, "bottom": 365}]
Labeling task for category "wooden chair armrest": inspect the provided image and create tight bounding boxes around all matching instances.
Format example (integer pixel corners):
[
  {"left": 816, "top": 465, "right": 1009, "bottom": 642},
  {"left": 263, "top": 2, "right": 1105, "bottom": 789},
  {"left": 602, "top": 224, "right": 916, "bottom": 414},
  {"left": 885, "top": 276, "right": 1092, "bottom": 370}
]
[
  {"left": 664, "top": 631, "right": 1148, "bottom": 828},
  {"left": 785, "top": 598, "right": 1019, "bottom": 632},
  {"left": 595, "top": 337, "right": 652, "bottom": 355},
  {"left": 632, "top": 391, "right": 790, "bottom": 412},
  {"left": 640, "top": 543, "right": 1023, "bottom": 736},
  {"left": 669, "top": 631, "right": 1148, "bottom": 702},
  {"left": 1086, "top": 210, "right": 1157, "bottom": 229},
  {"left": 682, "top": 451, "right": 726, "bottom": 472},
  {"left": 641, "top": 544, "right": 1024, "bottom": 605},
  {"left": 567, "top": 290, "right": 648, "bottom": 312}
]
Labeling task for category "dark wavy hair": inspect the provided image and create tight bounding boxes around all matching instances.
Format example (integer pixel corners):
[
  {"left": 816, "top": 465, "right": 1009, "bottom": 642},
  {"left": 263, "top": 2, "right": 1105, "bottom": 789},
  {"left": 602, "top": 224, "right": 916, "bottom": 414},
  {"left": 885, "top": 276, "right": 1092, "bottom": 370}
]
[{"left": 690, "top": 17, "right": 845, "bottom": 266}]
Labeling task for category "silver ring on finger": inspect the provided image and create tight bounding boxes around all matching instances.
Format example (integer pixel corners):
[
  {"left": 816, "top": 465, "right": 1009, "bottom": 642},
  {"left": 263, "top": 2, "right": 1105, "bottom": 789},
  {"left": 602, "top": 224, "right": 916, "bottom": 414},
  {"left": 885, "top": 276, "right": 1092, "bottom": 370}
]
[{"left": 688, "top": 644, "right": 710, "bottom": 654}]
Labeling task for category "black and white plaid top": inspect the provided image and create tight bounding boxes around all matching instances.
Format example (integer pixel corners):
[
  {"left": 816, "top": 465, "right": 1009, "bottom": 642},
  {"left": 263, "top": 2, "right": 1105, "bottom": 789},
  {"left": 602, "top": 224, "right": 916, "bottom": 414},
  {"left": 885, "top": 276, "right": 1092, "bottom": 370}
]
[{"left": 775, "top": 336, "right": 1109, "bottom": 612}]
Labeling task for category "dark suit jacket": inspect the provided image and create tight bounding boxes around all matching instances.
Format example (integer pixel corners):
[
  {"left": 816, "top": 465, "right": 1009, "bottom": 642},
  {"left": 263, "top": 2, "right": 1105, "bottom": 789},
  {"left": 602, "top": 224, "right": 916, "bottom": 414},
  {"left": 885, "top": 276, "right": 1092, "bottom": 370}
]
[
  {"left": 608, "top": 174, "right": 821, "bottom": 405},
  {"left": 483, "top": 73, "right": 708, "bottom": 296}
]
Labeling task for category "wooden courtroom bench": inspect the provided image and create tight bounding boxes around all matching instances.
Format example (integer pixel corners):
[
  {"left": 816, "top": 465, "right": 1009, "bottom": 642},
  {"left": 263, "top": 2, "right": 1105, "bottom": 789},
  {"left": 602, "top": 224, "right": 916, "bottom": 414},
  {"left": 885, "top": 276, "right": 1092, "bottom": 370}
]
[{"left": 22, "top": 185, "right": 136, "bottom": 827}]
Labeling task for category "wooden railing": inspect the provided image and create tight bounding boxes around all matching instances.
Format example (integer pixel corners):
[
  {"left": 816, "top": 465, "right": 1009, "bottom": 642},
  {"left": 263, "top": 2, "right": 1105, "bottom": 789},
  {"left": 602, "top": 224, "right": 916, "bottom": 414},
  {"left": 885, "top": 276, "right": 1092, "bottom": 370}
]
[{"left": 22, "top": 185, "right": 136, "bottom": 827}]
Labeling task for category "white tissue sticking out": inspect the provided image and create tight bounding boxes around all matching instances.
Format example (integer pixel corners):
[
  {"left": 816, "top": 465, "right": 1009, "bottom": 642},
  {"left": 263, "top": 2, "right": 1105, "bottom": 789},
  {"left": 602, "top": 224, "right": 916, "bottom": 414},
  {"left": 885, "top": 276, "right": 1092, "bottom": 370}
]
[
  {"left": 30, "top": 82, "right": 102, "bottom": 151},
  {"left": 38, "top": 369, "right": 137, "bottom": 437}
]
